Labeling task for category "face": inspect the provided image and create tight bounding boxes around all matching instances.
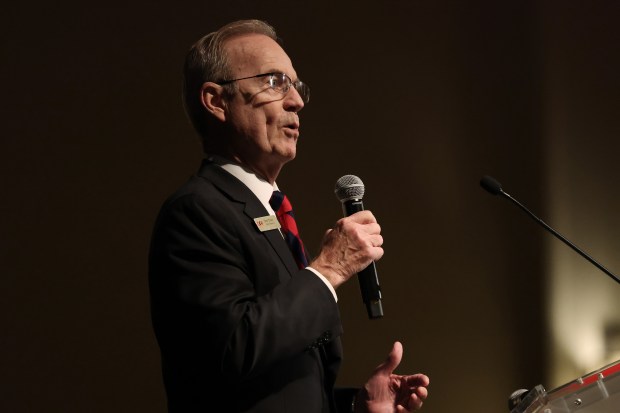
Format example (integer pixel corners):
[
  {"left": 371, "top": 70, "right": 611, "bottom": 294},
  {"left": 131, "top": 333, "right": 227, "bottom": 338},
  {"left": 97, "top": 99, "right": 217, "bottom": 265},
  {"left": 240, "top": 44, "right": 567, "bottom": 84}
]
[{"left": 218, "top": 34, "right": 305, "bottom": 181}]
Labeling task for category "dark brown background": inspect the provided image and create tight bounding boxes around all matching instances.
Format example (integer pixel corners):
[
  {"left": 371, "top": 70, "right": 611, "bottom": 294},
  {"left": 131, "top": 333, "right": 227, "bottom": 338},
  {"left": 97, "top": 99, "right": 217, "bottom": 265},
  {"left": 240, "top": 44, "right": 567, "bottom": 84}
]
[{"left": 3, "top": 1, "right": 620, "bottom": 412}]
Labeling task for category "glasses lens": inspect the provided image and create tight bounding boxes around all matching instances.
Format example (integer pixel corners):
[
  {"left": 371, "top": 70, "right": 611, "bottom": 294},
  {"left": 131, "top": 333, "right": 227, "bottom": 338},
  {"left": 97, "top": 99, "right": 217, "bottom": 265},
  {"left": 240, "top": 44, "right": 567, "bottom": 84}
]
[
  {"left": 294, "top": 81, "right": 310, "bottom": 103},
  {"left": 268, "top": 73, "right": 310, "bottom": 103},
  {"left": 268, "top": 73, "right": 289, "bottom": 93}
]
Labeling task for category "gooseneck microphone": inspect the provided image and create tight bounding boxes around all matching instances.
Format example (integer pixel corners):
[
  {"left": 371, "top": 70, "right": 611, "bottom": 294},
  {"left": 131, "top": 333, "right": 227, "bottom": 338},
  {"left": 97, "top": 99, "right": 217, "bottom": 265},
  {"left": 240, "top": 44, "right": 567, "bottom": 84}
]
[
  {"left": 508, "top": 388, "right": 530, "bottom": 411},
  {"left": 480, "top": 175, "right": 620, "bottom": 285},
  {"left": 334, "top": 175, "right": 384, "bottom": 319}
]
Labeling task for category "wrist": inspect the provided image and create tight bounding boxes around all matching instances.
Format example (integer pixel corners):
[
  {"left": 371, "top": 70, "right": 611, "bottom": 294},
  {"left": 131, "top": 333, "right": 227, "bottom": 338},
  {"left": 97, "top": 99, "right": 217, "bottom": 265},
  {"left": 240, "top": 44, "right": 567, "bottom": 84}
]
[{"left": 309, "top": 258, "right": 344, "bottom": 289}]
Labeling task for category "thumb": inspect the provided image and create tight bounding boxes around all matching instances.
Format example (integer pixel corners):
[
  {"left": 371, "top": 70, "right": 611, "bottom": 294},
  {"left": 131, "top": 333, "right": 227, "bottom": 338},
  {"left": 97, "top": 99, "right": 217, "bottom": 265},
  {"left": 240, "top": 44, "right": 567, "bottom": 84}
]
[{"left": 375, "top": 341, "right": 403, "bottom": 376}]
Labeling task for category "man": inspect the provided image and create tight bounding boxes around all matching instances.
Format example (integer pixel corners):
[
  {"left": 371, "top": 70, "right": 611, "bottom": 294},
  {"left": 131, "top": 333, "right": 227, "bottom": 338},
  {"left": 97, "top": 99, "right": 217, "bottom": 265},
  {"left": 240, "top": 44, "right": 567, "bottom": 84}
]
[{"left": 149, "top": 19, "right": 429, "bottom": 413}]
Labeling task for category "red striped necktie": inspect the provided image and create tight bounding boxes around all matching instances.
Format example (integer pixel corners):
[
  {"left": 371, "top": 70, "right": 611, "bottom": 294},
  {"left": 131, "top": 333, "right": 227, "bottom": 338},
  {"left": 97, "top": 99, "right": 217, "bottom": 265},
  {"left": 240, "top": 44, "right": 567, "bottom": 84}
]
[{"left": 269, "top": 190, "right": 309, "bottom": 269}]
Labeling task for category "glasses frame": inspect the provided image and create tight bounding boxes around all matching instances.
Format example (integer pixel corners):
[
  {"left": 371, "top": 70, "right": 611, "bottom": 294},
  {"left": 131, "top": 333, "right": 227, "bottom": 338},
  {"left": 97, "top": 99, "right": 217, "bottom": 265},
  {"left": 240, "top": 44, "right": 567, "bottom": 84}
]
[{"left": 217, "top": 72, "right": 310, "bottom": 103}]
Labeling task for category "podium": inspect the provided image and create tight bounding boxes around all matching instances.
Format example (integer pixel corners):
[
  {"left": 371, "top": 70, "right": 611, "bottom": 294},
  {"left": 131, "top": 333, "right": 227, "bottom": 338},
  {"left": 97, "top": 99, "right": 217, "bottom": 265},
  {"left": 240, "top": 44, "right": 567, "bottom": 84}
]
[{"left": 511, "top": 360, "right": 620, "bottom": 413}]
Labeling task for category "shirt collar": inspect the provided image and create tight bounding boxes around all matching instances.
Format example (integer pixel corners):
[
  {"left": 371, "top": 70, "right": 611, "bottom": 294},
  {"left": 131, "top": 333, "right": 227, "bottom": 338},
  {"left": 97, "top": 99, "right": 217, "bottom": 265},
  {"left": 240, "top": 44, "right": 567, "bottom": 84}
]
[{"left": 208, "top": 155, "right": 278, "bottom": 215}]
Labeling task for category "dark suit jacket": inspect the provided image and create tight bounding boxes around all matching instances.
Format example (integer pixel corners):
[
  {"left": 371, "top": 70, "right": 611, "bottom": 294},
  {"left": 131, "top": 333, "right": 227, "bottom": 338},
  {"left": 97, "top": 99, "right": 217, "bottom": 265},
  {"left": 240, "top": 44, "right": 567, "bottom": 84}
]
[{"left": 149, "top": 160, "right": 353, "bottom": 413}]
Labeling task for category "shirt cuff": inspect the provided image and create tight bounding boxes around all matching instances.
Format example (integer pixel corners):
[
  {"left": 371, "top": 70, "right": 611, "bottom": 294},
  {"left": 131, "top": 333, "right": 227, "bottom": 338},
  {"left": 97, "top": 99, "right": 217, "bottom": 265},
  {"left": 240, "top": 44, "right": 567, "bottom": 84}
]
[{"left": 306, "top": 266, "right": 338, "bottom": 302}]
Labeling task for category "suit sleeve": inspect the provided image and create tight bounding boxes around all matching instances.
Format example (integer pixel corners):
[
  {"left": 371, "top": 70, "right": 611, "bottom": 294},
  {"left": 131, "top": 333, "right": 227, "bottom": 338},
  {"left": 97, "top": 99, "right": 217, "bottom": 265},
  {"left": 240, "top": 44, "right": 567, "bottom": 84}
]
[{"left": 149, "top": 191, "right": 342, "bottom": 383}]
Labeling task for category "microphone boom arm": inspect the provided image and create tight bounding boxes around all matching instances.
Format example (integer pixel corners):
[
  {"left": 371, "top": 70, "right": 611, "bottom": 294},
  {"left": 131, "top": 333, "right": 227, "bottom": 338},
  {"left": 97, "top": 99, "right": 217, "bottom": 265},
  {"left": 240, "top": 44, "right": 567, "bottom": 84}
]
[{"left": 483, "top": 175, "right": 620, "bottom": 285}]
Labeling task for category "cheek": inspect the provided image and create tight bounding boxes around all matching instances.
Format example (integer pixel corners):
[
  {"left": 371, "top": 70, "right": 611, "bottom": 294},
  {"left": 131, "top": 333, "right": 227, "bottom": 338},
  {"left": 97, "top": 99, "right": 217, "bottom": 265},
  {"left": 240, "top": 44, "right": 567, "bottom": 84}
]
[
  {"left": 233, "top": 109, "right": 263, "bottom": 135},
  {"left": 263, "top": 112, "right": 282, "bottom": 136},
  {"left": 232, "top": 105, "right": 280, "bottom": 140}
]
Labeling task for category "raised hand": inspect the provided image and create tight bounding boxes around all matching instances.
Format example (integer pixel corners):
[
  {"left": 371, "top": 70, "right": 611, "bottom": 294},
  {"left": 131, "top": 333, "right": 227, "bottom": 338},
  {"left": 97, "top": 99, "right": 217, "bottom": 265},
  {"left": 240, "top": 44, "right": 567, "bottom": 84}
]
[{"left": 355, "top": 342, "right": 429, "bottom": 413}]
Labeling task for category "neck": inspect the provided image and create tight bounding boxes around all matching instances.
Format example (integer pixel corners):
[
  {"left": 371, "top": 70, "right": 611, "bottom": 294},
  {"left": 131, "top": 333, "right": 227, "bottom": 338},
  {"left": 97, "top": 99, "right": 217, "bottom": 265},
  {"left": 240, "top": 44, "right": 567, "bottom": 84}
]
[
  {"left": 209, "top": 151, "right": 282, "bottom": 184},
  {"left": 232, "top": 156, "right": 282, "bottom": 184}
]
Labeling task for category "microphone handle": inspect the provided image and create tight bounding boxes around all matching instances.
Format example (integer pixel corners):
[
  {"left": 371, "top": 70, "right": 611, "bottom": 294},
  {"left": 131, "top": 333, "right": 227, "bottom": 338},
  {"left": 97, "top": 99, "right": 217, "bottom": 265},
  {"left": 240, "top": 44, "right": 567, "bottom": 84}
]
[
  {"left": 500, "top": 190, "right": 620, "bottom": 285},
  {"left": 343, "top": 199, "right": 384, "bottom": 319}
]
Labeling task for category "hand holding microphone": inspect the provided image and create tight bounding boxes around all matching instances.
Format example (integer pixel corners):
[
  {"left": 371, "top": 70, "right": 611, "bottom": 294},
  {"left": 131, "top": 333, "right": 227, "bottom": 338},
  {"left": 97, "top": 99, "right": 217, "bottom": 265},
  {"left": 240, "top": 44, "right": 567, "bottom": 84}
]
[
  {"left": 310, "top": 175, "right": 385, "bottom": 318},
  {"left": 311, "top": 210, "right": 383, "bottom": 283}
]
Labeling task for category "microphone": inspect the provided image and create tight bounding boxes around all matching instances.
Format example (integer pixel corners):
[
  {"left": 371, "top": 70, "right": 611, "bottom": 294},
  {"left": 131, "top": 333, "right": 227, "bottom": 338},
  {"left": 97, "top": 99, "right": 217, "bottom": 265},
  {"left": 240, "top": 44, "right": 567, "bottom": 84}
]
[
  {"left": 508, "top": 388, "right": 530, "bottom": 411},
  {"left": 480, "top": 175, "right": 620, "bottom": 285},
  {"left": 334, "top": 175, "right": 384, "bottom": 319}
]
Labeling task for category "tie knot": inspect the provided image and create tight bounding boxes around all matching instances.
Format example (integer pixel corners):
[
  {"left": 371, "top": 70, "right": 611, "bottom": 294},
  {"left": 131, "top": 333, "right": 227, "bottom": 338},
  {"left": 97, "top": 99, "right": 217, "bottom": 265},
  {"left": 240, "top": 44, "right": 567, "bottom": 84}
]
[
  {"left": 269, "top": 190, "right": 292, "bottom": 214},
  {"left": 268, "top": 190, "right": 308, "bottom": 269}
]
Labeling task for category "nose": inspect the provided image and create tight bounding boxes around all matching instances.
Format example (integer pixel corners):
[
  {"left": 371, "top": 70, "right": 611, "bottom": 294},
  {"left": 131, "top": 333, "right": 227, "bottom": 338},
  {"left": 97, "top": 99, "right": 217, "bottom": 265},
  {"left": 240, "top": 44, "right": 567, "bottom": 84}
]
[{"left": 283, "top": 86, "right": 304, "bottom": 112}]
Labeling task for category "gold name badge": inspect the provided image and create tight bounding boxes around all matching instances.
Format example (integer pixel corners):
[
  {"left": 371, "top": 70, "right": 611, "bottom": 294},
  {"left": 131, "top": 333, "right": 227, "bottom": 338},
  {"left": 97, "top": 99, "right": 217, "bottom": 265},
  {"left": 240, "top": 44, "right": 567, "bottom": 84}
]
[{"left": 254, "top": 215, "right": 281, "bottom": 232}]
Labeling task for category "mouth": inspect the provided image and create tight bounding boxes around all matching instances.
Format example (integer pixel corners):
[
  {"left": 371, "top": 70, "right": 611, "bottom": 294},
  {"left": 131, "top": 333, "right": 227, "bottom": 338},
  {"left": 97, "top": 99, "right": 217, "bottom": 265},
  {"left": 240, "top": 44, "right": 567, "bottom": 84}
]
[
  {"left": 284, "top": 120, "right": 299, "bottom": 129},
  {"left": 282, "top": 121, "right": 300, "bottom": 138}
]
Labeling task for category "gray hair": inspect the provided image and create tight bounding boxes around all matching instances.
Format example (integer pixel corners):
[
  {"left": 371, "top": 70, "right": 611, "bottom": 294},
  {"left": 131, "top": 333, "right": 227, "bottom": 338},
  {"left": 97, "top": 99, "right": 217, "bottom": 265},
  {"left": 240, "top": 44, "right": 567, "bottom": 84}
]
[{"left": 182, "top": 20, "right": 279, "bottom": 150}]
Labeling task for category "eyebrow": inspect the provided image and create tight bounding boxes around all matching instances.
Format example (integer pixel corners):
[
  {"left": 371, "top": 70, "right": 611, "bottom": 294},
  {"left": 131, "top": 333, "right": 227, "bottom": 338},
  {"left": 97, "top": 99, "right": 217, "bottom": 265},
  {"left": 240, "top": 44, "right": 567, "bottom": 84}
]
[{"left": 264, "top": 69, "right": 299, "bottom": 81}]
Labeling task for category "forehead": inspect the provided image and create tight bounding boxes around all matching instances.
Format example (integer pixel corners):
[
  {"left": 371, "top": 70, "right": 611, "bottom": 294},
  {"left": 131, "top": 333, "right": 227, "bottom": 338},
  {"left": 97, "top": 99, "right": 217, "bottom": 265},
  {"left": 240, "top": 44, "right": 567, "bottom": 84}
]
[{"left": 224, "top": 34, "right": 296, "bottom": 78}]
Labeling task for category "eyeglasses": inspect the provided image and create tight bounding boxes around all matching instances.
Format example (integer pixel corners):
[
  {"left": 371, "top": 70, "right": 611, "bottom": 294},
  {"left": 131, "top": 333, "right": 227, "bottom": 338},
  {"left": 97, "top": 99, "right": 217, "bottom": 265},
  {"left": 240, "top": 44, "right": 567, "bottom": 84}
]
[{"left": 217, "top": 72, "right": 310, "bottom": 103}]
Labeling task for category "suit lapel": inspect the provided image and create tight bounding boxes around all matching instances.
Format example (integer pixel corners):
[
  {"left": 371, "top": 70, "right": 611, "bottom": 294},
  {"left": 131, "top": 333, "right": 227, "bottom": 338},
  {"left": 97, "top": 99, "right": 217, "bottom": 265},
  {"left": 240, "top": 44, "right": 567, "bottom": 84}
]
[{"left": 196, "top": 160, "right": 300, "bottom": 279}]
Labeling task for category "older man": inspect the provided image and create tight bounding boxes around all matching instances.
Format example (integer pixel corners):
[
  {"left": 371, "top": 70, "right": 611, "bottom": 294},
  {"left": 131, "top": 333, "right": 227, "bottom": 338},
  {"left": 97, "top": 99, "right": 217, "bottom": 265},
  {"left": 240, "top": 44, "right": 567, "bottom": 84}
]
[{"left": 149, "top": 19, "right": 429, "bottom": 413}]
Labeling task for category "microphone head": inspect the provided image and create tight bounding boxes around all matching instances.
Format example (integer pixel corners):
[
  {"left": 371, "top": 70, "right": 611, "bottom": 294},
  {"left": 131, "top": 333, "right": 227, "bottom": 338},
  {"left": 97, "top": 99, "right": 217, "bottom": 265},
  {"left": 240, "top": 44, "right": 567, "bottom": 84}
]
[
  {"left": 335, "top": 175, "right": 365, "bottom": 203},
  {"left": 508, "top": 388, "right": 530, "bottom": 411},
  {"left": 480, "top": 175, "right": 503, "bottom": 196}
]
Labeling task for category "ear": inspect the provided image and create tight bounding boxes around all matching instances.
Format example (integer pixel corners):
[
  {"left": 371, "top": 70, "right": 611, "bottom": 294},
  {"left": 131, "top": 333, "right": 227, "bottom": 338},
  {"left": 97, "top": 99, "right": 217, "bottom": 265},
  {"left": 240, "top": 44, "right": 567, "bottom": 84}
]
[{"left": 200, "top": 82, "right": 227, "bottom": 122}]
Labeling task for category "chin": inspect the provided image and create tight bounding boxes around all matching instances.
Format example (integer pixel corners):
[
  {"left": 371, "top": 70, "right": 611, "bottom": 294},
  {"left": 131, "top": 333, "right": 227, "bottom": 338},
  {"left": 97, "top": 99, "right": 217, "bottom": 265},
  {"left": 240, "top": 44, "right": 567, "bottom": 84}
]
[
  {"left": 276, "top": 141, "right": 297, "bottom": 160},
  {"left": 283, "top": 151, "right": 296, "bottom": 162},
  {"left": 277, "top": 148, "right": 296, "bottom": 163}
]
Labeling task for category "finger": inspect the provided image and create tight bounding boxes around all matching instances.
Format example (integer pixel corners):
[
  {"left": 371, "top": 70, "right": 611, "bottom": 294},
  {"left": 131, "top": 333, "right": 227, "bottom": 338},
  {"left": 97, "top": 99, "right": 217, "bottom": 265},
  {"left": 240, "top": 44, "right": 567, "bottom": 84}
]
[
  {"left": 393, "top": 391, "right": 424, "bottom": 413},
  {"left": 369, "top": 245, "right": 384, "bottom": 262},
  {"left": 368, "top": 234, "right": 383, "bottom": 247},
  {"left": 415, "top": 386, "right": 428, "bottom": 401},
  {"left": 396, "top": 396, "right": 423, "bottom": 413},
  {"left": 361, "top": 222, "right": 382, "bottom": 236},
  {"left": 403, "top": 373, "right": 430, "bottom": 387},
  {"left": 403, "top": 394, "right": 424, "bottom": 412},
  {"left": 374, "top": 341, "right": 403, "bottom": 376},
  {"left": 407, "top": 384, "right": 429, "bottom": 411},
  {"left": 347, "top": 210, "right": 377, "bottom": 224},
  {"left": 407, "top": 391, "right": 425, "bottom": 411}
]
